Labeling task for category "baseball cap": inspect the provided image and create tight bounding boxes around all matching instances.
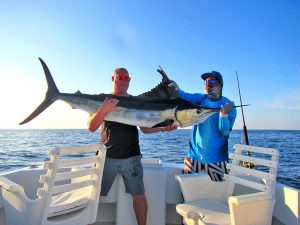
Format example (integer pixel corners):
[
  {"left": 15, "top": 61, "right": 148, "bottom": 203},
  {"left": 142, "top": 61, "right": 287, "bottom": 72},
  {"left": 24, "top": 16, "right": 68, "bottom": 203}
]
[{"left": 201, "top": 71, "right": 223, "bottom": 82}]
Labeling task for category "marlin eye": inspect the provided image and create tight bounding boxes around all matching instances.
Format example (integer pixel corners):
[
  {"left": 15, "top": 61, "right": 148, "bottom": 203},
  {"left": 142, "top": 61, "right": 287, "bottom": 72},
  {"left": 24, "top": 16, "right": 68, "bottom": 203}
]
[{"left": 196, "top": 109, "right": 201, "bottom": 114}]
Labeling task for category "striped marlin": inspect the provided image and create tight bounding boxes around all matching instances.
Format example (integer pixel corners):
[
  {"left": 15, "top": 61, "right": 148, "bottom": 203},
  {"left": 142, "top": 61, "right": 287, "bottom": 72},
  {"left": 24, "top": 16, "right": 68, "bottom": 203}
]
[{"left": 19, "top": 58, "right": 220, "bottom": 128}]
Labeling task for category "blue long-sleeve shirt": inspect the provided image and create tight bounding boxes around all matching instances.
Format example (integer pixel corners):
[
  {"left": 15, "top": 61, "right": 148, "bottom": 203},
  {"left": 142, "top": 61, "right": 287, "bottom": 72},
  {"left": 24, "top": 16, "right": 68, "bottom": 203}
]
[{"left": 178, "top": 89, "right": 237, "bottom": 163}]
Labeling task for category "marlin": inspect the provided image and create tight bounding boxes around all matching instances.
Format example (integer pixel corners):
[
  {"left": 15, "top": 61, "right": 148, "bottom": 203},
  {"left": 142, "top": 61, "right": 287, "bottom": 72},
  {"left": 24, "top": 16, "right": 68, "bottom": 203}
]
[{"left": 20, "top": 58, "right": 221, "bottom": 128}]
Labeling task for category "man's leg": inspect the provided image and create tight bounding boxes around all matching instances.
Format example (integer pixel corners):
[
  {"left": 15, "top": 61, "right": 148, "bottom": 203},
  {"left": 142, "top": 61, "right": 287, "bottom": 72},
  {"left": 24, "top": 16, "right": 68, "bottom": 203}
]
[
  {"left": 132, "top": 194, "right": 147, "bottom": 225},
  {"left": 100, "top": 157, "right": 118, "bottom": 196},
  {"left": 121, "top": 156, "right": 147, "bottom": 225}
]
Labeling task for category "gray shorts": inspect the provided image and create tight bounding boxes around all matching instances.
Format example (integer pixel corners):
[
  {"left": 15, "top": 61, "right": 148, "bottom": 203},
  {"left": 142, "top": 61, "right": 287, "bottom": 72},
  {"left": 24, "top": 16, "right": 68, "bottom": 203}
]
[{"left": 100, "top": 155, "right": 145, "bottom": 196}]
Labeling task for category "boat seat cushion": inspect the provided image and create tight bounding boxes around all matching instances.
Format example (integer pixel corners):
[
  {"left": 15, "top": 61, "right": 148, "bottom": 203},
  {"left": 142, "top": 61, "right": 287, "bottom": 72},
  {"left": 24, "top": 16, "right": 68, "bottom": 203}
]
[
  {"left": 176, "top": 199, "right": 230, "bottom": 225},
  {"left": 48, "top": 186, "right": 92, "bottom": 217}
]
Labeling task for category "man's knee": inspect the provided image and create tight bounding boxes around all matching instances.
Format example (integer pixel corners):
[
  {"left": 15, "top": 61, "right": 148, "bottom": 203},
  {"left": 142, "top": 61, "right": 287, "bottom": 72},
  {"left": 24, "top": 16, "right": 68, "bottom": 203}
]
[{"left": 132, "top": 194, "right": 147, "bottom": 203}]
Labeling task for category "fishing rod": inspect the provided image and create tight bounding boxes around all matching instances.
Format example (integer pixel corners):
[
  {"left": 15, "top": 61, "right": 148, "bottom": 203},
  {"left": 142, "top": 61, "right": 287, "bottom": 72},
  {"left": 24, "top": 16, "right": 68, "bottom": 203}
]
[
  {"left": 236, "top": 70, "right": 255, "bottom": 169},
  {"left": 236, "top": 70, "right": 249, "bottom": 145}
]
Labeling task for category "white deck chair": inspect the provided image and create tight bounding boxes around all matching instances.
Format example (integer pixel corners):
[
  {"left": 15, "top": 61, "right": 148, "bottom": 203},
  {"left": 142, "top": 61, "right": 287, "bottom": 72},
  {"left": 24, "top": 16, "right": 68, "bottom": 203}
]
[
  {"left": 0, "top": 144, "right": 106, "bottom": 225},
  {"left": 175, "top": 144, "right": 279, "bottom": 225}
]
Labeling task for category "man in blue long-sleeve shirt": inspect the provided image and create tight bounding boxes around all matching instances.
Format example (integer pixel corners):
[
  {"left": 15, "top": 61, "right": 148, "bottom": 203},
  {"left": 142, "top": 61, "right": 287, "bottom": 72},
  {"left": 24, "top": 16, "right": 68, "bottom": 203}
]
[{"left": 169, "top": 71, "right": 237, "bottom": 181}]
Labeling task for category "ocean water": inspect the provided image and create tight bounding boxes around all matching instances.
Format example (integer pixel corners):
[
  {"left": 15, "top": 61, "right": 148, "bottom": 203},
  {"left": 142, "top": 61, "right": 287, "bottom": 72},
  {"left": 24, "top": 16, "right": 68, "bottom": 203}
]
[{"left": 0, "top": 129, "right": 299, "bottom": 190}]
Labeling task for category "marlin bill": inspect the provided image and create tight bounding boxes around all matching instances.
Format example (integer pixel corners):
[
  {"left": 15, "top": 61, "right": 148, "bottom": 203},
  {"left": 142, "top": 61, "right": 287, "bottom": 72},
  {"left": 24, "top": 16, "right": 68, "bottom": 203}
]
[{"left": 20, "top": 58, "right": 222, "bottom": 128}]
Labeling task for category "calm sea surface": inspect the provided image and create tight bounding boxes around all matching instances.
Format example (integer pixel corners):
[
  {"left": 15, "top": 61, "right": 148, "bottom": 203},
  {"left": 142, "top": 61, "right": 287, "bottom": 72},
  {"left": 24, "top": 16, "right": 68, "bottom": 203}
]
[{"left": 0, "top": 129, "right": 299, "bottom": 190}]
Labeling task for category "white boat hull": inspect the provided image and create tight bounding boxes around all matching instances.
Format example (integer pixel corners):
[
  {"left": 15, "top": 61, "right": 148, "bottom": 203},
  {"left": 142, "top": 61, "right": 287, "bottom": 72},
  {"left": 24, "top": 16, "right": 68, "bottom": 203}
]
[{"left": 0, "top": 162, "right": 299, "bottom": 225}]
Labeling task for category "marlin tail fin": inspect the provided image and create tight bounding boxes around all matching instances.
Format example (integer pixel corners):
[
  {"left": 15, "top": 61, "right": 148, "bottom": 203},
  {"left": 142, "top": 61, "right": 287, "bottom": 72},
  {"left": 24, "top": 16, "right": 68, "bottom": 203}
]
[{"left": 19, "top": 58, "right": 60, "bottom": 125}]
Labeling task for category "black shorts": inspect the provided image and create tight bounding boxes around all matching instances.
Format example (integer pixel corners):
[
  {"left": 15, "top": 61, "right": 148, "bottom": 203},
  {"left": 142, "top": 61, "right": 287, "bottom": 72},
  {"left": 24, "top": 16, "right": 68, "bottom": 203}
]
[{"left": 184, "top": 156, "right": 228, "bottom": 182}]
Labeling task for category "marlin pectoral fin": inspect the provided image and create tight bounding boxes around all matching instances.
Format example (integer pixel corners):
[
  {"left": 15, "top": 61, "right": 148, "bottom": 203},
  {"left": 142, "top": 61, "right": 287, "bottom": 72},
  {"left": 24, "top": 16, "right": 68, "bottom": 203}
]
[
  {"left": 151, "top": 119, "right": 174, "bottom": 128},
  {"left": 69, "top": 104, "right": 77, "bottom": 109}
]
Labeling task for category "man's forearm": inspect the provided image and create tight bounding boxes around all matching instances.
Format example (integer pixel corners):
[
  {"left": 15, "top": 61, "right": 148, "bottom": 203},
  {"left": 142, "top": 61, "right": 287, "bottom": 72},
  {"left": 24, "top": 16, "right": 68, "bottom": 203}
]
[{"left": 88, "top": 109, "right": 106, "bottom": 132}]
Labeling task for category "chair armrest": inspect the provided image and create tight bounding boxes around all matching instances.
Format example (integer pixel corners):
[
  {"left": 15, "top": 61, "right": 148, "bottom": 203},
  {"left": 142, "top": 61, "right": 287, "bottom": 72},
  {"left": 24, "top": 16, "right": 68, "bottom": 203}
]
[
  {"left": 176, "top": 203, "right": 205, "bottom": 220},
  {"left": 229, "top": 192, "right": 272, "bottom": 205},
  {"left": 175, "top": 173, "right": 228, "bottom": 202},
  {"left": 0, "top": 176, "right": 23, "bottom": 193}
]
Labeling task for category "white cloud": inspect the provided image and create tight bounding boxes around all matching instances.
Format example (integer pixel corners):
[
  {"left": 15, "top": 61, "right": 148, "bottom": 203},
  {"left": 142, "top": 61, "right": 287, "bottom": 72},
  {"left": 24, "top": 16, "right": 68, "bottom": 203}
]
[
  {"left": 107, "top": 24, "right": 137, "bottom": 52},
  {"left": 117, "top": 25, "right": 136, "bottom": 44},
  {"left": 262, "top": 89, "right": 300, "bottom": 110}
]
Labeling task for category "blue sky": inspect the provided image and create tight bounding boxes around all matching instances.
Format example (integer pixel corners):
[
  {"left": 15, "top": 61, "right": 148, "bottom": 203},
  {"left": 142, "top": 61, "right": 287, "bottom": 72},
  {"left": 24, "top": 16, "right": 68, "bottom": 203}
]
[{"left": 0, "top": 0, "right": 299, "bottom": 129}]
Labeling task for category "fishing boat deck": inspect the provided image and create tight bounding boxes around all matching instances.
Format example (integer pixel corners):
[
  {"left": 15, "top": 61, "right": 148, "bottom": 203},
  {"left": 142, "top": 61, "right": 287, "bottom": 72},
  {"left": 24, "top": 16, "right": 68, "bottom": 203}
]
[{"left": 0, "top": 162, "right": 299, "bottom": 225}]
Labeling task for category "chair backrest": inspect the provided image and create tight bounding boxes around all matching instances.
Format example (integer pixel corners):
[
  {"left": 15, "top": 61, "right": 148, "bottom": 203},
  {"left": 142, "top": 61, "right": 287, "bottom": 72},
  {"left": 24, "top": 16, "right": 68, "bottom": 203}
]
[
  {"left": 225, "top": 144, "right": 279, "bottom": 198},
  {"left": 37, "top": 144, "right": 106, "bottom": 224}
]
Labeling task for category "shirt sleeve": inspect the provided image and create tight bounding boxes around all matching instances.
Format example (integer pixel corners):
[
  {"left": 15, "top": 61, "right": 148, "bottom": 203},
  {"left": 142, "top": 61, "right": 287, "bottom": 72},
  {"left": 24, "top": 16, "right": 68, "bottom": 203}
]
[
  {"left": 218, "top": 102, "right": 237, "bottom": 136},
  {"left": 177, "top": 89, "right": 204, "bottom": 105}
]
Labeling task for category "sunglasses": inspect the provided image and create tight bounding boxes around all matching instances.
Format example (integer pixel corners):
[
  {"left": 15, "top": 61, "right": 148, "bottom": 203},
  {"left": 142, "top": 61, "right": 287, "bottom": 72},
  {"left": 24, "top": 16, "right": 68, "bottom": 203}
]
[
  {"left": 204, "top": 79, "right": 219, "bottom": 85},
  {"left": 113, "top": 75, "right": 131, "bottom": 81}
]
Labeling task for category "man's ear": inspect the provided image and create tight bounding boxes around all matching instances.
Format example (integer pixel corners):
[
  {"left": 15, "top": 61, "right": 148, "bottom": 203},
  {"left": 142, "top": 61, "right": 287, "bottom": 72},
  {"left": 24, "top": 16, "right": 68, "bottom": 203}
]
[{"left": 112, "top": 76, "right": 114, "bottom": 82}]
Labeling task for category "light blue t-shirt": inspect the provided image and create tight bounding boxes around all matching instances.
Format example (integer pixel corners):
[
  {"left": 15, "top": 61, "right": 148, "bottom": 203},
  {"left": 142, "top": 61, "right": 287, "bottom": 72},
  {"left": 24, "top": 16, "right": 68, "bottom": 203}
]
[{"left": 178, "top": 89, "right": 237, "bottom": 163}]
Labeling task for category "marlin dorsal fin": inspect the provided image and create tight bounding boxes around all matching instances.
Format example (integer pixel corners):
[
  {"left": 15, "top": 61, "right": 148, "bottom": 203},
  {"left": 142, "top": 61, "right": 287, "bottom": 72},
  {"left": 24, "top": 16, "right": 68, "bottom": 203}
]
[{"left": 137, "top": 66, "right": 178, "bottom": 99}]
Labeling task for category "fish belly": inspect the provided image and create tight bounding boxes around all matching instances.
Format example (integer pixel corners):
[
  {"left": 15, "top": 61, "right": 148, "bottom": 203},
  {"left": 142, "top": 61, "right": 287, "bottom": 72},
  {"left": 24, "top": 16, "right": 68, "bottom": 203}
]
[{"left": 104, "top": 109, "right": 168, "bottom": 128}]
